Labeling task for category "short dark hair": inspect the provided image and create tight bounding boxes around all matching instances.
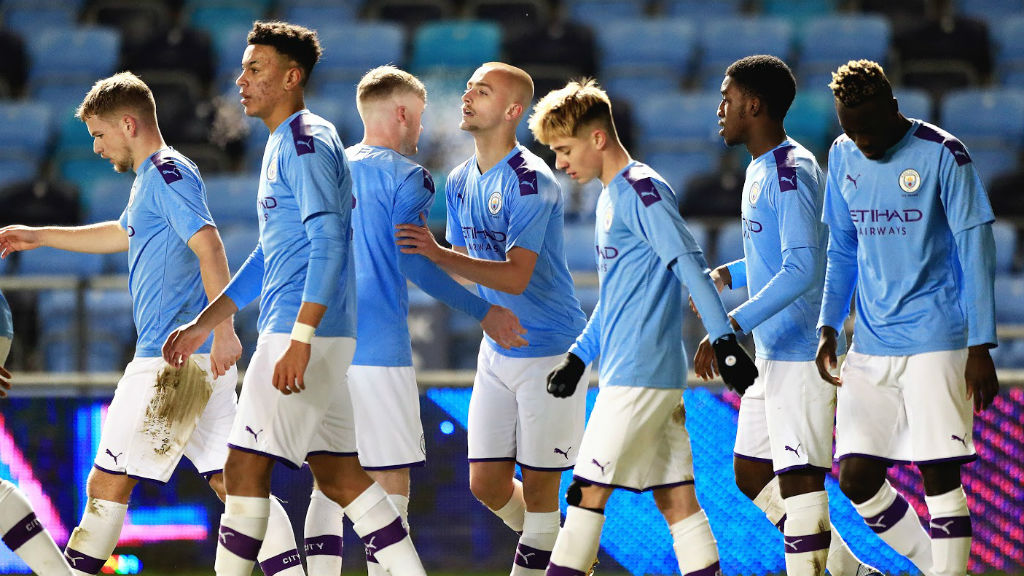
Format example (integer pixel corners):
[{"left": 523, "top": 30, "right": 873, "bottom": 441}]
[
  {"left": 247, "top": 21, "right": 322, "bottom": 86},
  {"left": 725, "top": 55, "right": 796, "bottom": 121}
]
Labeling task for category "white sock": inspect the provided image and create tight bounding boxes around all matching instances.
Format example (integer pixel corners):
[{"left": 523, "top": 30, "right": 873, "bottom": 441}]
[
  {"left": 548, "top": 506, "right": 604, "bottom": 575},
  {"left": 304, "top": 489, "right": 344, "bottom": 576},
  {"left": 511, "top": 511, "right": 560, "bottom": 575},
  {"left": 925, "top": 487, "right": 972, "bottom": 576},
  {"left": 63, "top": 497, "right": 127, "bottom": 576},
  {"left": 367, "top": 494, "right": 411, "bottom": 576},
  {"left": 345, "top": 483, "right": 425, "bottom": 576},
  {"left": 783, "top": 491, "right": 831, "bottom": 576},
  {"left": 669, "top": 510, "right": 720, "bottom": 576},
  {"left": 752, "top": 478, "right": 874, "bottom": 576},
  {"left": 0, "top": 480, "right": 72, "bottom": 575},
  {"left": 493, "top": 479, "right": 526, "bottom": 533},
  {"left": 258, "top": 497, "right": 304, "bottom": 576},
  {"left": 853, "top": 482, "right": 933, "bottom": 575},
  {"left": 215, "top": 495, "right": 270, "bottom": 576}
]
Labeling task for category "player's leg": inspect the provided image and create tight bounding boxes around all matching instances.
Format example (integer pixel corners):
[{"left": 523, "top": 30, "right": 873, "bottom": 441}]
[
  {"left": 63, "top": 470, "right": 133, "bottom": 576},
  {"left": 0, "top": 479, "right": 72, "bottom": 576},
  {"left": 547, "top": 481, "right": 613, "bottom": 576},
  {"left": 515, "top": 468, "right": 563, "bottom": 575},
  {"left": 652, "top": 484, "right": 720, "bottom": 576},
  {"left": 304, "top": 482, "right": 345, "bottom": 575},
  {"left": 308, "top": 454, "right": 425, "bottom": 576},
  {"left": 215, "top": 449, "right": 276, "bottom": 576},
  {"left": 364, "top": 469, "right": 411, "bottom": 576},
  {"left": 905, "top": 350, "right": 976, "bottom": 576}
]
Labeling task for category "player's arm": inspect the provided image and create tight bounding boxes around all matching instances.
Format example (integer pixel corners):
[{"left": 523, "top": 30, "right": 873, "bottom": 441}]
[
  {"left": 0, "top": 222, "right": 128, "bottom": 257},
  {"left": 548, "top": 301, "right": 601, "bottom": 398},
  {"left": 815, "top": 164, "right": 858, "bottom": 386},
  {"left": 0, "top": 365, "right": 10, "bottom": 398},
  {"left": 721, "top": 258, "right": 746, "bottom": 289},
  {"left": 187, "top": 225, "right": 242, "bottom": 377}
]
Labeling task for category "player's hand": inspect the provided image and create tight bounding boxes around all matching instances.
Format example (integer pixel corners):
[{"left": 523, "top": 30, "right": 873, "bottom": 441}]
[
  {"left": 965, "top": 345, "right": 998, "bottom": 412},
  {"left": 0, "top": 225, "right": 42, "bottom": 259},
  {"left": 163, "top": 319, "right": 212, "bottom": 367},
  {"left": 395, "top": 213, "right": 444, "bottom": 262},
  {"left": 815, "top": 326, "right": 842, "bottom": 386},
  {"left": 274, "top": 340, "right": 310, "bottom": 395},
  {"left": 481, "top": 305, "right": 528, "bottom": 349},
  {"left": 689, "top": 265, "right": 730, "bottom": 317},
  {"left": 0, "top": 366, "right": 11, "bottom": 398},
  {"left": 547, "top": 353, "right": 585, "bottom": 398},
  {"left": 711, "top": 333, "right": 756, "bottom": 395},
  {"left": 210, "top": 325, "right": 243, "bottom": 378},
  {"left": 693, "top": 335, "right": 716, "bottom": 381}
]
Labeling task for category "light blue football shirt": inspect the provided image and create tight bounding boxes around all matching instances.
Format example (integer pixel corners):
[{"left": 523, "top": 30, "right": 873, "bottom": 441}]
[
  {"left": 118, "top": 149, "right": 214, "bottom": 357},
  {"left": 0, "top": 289, "right": 12, "bottom": 339},
  {"left": 819, "top": 120, "right": 997, "bottom": 355},
  {"left": 569, "top": 162, "right": 730, "bottom": 389},
  {"left": 229, "top": 110, "right": 356, "bottom": 337},
  {"left": 445, "top": 144, "right": 586, "bottom": 358},
  {"left": 727, "top": 139, "right": 843, "bottom": 361}
]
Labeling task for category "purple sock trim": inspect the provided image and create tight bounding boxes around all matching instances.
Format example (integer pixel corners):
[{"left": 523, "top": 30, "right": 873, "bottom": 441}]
[
  {"left": 684, "top": 560, "right": 721, "bottom": 576},
  {"left": 785, "top": 531, "right": 832, "bottom": 554},
  {"left": 218, "top": 524, "right": 262, "bottom": 561},
  {"left": 63, "top": 547, "right": 107, "bottom": 575},
  {"left": 930, "top": 515, "right": 973, "bottom": 539},
  {"left": 514, "top": 542, "right": 552, "bottom": 569},
  {"left": 305, "top": 534, "right": 343, "bottom": 556},
  {"left": 863, "top": 493, "right": 909, "bottom": 533},
  {"left": 775, "top": 514, "right": 787, "bottom": 532},
  {"left": 361, "top": 516, "right": 407, "bottom": 555},
  {"left": 259, "top": 549, "right": 303, "bottom": 575},
  {"left": 2, "top": 512, "right": 42, "bottom": 551},
  {"left": 547, "top": 561, "right": 587, "bottom": 576}
]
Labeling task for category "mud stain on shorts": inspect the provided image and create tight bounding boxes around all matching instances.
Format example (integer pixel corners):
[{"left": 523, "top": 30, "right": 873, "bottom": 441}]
[{"left": 143, "top": 359, "right": 212, "bottom": 455}]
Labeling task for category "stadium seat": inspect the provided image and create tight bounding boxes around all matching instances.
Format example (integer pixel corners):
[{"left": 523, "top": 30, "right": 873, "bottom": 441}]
[
  {"left": 895, "top": 88, "right": 934, "bottom": 122},
  {"left": 565, "top": 0, "right": 645, "bottom": 27},
  {"left": 25, "top": 27, "right": 122, "bottom": 85},
  {"left": 939, "top": 88, "right": 1024, "bottom": 152},
  {"left": 18, "top": 247, "right": 103, "bottom": 277},
  {"left": 282, "top": 3, "right": 359, "bottom": 28},
  {"left": 993, "top": 16, "right": 1024, "bottom": 88},
  {"left": 80, "top": 175, "right": 132, "bottom": 223},
  {"left": 3, "top": 6, "right": 76, "bottom": 36},
  {"left": 367, "top": 0, "right": 457, "bottom": 27},
  {"left": 633, "top": 91, "right": 722, "bottom": 156},
  {"left": 992, "top": 220, "right": 1017, "bottom": 275},
  {"left": 994, "top": 275, "right": 1024, "bottom": 323},
  {"left": 955, "top": 0, "right": 1024, "bottom": 28},
  {"left": 0, "top": 158, "right": 37, "bottom": 187},
  {"left": 0, "top": 102, "right": 53, "bottom": 164},
  {"left": 465, "top": 0, "right": 550, "bottom": 31},
  {"left": 38, "top": 289, "right": 135, "bottom": 372},
  {"left": 204, "top": 174, "right": 259, "bottom": 228},
  {"left": 563, "top": 221, "right": 596, "bottom": 272},
  {"left": 714, "top": 220, "right": 744, "bottom": 264},
  {"left": 697, "top": 17, "right": 793, "bottom": 90},
  {"left": 785, "top": 91, "right": 836, "bottom": 159},
  {"left": 58, "top": 157, "right": 121, "bottom": 190},
  {"left": 797, "top": 15, "right": 891, "bottom": 92},
  {"left": 595, "top": 18, "right": 696, "bottom": 80},
  {"left": 208, "top": 23, "right": 252, "bottom": 83},
  {"left": 603, "top": 75, "right": 684, "bottom": 108},
  {"left": 316, "top": 23, "right": 406, "bottom": 84},
  {"left": 219, "top": 225, "right": 260, "bottom": 271},
  {"left": 31, "top": 81, "right": 97, "bottom": 118},
  {"left": 760, "top": 0, "right": 838, "bottom": 21},
  {"left": 661, "top": 0, "right": 742, "bottom": 19},
  {"left": 187, "top": 4, "right": 265, "bottom": 35},
  {"left": 683, "top": 219, "right": 710, "bottom": 253},
  {"left": 644, "top": 150, "right": 719, "bottom": 198},
  {"left": 410, "top": 21, "right": 501, "bottom": 74},
  {"left": 970, "top": 148, "right": 1018, "bottom": 185}
]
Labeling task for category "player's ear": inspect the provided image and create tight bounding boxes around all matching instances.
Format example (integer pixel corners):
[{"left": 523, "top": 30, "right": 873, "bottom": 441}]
[
  {"left": 749, "top": 95, "right": 762, "bottom": 117},
  {"left": 284, "top": 66, "right": 303, "bottom": 91},
  {"left": 121, "top": 114, "right": 137, "bottom": 137},
  {"left": 592, "top": 128, "right": 607, "bottom": 150},
  {"left": 506, "top": 102, "right": 524, "bottom": 122}
]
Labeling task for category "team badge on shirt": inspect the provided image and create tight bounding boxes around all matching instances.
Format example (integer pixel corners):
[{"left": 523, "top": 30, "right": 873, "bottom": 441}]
[
  {"left": 748, "top": 180, "right": 762, "bottom": 206},
  {"left": 267, "top": 153, "right": 279, "bottom": 182},
  {"left": 899, "top": 168, "right": 921, "bottom": 194},
  {"left": 603, "top": 204, "right": 614, "bottom": 231},
  {"left": 488, "top": 190, "right": 503, "bottom": 215}
]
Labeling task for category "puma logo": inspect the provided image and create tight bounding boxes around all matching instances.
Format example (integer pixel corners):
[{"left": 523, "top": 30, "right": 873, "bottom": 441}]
[
  {"left": 784, "top": 443, "right": 802, "bottom": 458},
  {"left": 846, "top": 173, "right": 860, "bottom": 188},
  {"left": 105, "top": 449, "right": 123, "bottom": 465},
  {"left": 780, "top": 175, "right": 796, "bottom": 187},
  {"left": 591, "top": 459, "right": 609, "bottom": 475},
  {"left": 364, "top": 536, "right": 377, "bottom": 551},
  {"left": 864, "top": 517, "right": 888, "bottom": 530},
  {"left": 951, "top": 434, "right": 967, "bottom": 448},
  {"left": 245, "top": 426, "right": 262, "bottom": 441},
  {"left": 64, "top": 552, "right": 85, "bottom": 567},
  {"left": 785, "top": 538, "right": 802, "bottom": 551},
  {"left": 931, "top": 519, "right": 956, "bottom": 535},
  {"left": 296, "top": 137, "right": 314, "bottom": 150},
  {"left": 515, "top": 549, "right": 535, "bottom": 563},
  {"left": 218, "top": 527, "right": 235, "bottom": 544},
  {"left": 553, "top": 446, "right": 571, "bottom": 459}
]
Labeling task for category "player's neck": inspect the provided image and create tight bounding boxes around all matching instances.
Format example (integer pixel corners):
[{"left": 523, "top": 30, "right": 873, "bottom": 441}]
[
  {"left": 262, "top": 98, "right": 305, "bottom": 132},
  {"left": 599, "top": 143, "right": 632, "bottom": 186},
  {"left": 473, "top": 129, "right": 517, "bottom": 174},
  {"left": 745, "top": 124, "right": 787, "bottom": 159},
  {"left": 131, "top": 130, "right": 168, "bottom": 172}
]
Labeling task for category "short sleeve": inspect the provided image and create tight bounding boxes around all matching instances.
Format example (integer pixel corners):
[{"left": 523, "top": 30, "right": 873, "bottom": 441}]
[
  {"left": 154, "top": 173, "right": 215, "bottom": 243},
  {"left": 618, "top": 179, "right": 702, "bottom": 267},
  {"left": 283, "top": 121, "right": 346, "bottom": 221},
  {"left": 504, "top": 172, "right": 557, "bottom": 255},
  {"left": 393, "top": 167, "right": 435, "bottom": 226}
]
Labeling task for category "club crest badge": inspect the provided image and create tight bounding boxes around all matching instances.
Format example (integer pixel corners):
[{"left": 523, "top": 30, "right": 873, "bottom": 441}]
[
  {"left": 748, "top": 180, "right": 762, "bottom": 206},
  {"left": 488, "top": 191, "right": 503, "bottom": 215},
  {"left": 267, "top": 154, "right": 279, "bottom": 182},
  {"left": 603, "top": 205, "right": 614, "bottom": 231},
  {"left": 899, "top": 168, "right": 921, "bottom": 194}
]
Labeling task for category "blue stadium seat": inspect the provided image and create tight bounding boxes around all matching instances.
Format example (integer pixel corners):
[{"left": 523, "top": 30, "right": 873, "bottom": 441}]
[
  {"left": 955, "top": 0, "right": 1023, "bottom": 28},
  {"left": 410, "top": 21, "right": 501, "bottom": 74},
  {"left": 895, "top": 88, "right": 934, "bottom": 122},
  {"left": 698, "top": 17, "right": 793, "bottom": 90},
  {"left": 603, "top": 75, "right": 683, "bottom": 108},
  {"left": 633, "top": 91, "right": 722, "bottom": 156},
  {"left": 81, "top": 175, "right": 132, "bottom": 223},
  {"left": 58, "top": 157, "right": 121, "bottom": 189},
  {"left": 645, "top": 150, "right": 719, "bottom": 197},
  {"left": 187, "top": 5, "right": 265, "bottom": 35},
  {"left": 0, "top": 102, "right": 53, "bottom": 163},
  {"left": 797, "top": 15, "right": 891, "bottom": 92},
  {"left": 18, "top": 247, "right": 104, "bottom": 277},
  {"left": 26, "top": 27, "right": 121, "bottom": 85},
  {"left": 760, "top": 0, "right": 837, "bottom": 21},
  {"left": 316, "top": 23, "right": 406, "bottom": 84},
  {"left": 55, "top": 109, "right": 96, "bottom": 159},
  {"left": 994, "top": 275, "right": 1024, "bottom": 323},
  {"left": 993, "top": 221, "right": 1017, "bottom": 275},
  {"left": 661, "top": 0, "right": 741, "bottom": 19},
  {"left": 0, "top": 158, "right": 37, "bottom": 187},
  {"left": 31, "top": 81, "right": 96, "bottom": 118},
  {"left": 209, "top": 23, "right": 252, "bottom": 84},
  {"left": 219, "top": 225, "right": 259, "bottom": 272},
  {"left": 970, "top": 148, "right": 1018, "bottom": 184},
  {"left": 939, "top": 88, "right": 1024, "bottom": 152},
  {"left": 565, "top": 0, "right": 644, "bottom": 27},
  {"left": 684, "top": 219, "right": 710, "bottom": 253},
  {"left": 785, "top": 91, "right": 836, "bottom": 159},
  {"left": 993, "top": 16, "right": 1024, "bottom": 88},
  {"left": 4, "top": 6, "right": 76, "bottom": 36},
  {"left": 204, "top": 175, "right": 259, "bottom": 228},
  {"left": 595, "top": 19, "right": 696, "bottom": 79},
  {"left": 575, "top": 285, "right": 599, "bottom": 316},
  {"left": 563, "top": 221, "right": 596, "bottom": 272},
  {"left": 714, "top": 220, "right": 744, "bottom": 264},
  {"left": 282, "top": 4, "right": 359, "bottom": 27},
  {"left": 38, "top": 289, "right": 135, "bottom": 372}
]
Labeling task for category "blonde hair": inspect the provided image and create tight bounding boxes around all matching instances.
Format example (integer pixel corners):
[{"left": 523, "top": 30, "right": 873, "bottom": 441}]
[
  {"left": 356, "top": 65, "right": 427, "bottom": 106},
  {"left": 829, "top": 59, "right": 893, "bottom": 108},
  {"left": 528, "top": 78, "right": 615, "bottom": 145},
  {"left": 75, "top": 71, "right": 156, "bottom": 122}
]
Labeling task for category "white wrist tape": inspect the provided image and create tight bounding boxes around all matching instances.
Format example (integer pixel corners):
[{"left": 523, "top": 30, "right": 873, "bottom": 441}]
[{"left": 290, "top": 322, "right": 316, "bottom": 344}]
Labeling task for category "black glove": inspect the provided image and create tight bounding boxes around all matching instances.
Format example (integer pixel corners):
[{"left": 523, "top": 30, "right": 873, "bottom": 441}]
[
  {"left": 712, "top": 333, "right": 757, "bottom": 395},
  {"left": 547, "top": 353, "right": 585, "bottom": 398}
]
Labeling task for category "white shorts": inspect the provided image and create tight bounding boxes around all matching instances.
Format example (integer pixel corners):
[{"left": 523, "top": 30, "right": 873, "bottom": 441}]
[
  {"left": 835, "top": 349, "right": 975, "bottom": 466},
  {"left": 734, "top": 358, "right": 838, "bottom": 474},
  {"left": 348, "top": 365, "right": 425, "bottom": 470},
  {"left": 94, "top": 355, "right": 238, "bottom": 483},
  {"left": 574, "top": 386, "right": 694, "bottom": 492},
  {"left": 468, "top": 343, "right": 589, "bottom": 470},
  {"left": 229, "top": 333, "right": 357, "bottom": 469}
]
